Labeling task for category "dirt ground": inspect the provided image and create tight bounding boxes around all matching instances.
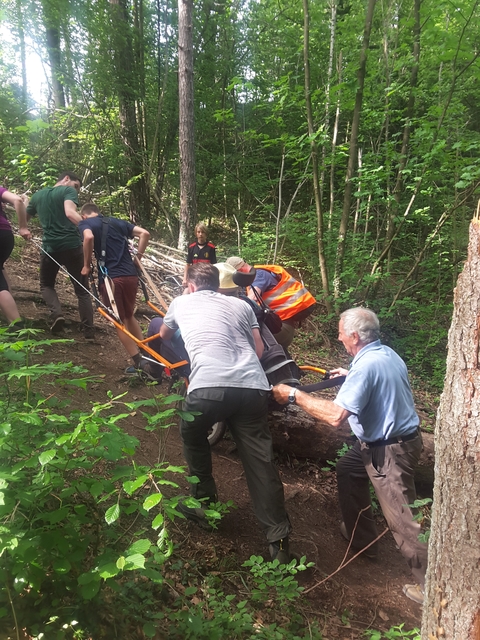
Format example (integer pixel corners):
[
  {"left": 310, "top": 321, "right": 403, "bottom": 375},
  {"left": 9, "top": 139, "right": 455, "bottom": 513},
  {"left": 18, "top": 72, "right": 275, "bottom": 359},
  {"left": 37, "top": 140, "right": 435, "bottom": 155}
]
[{"left": 6, "top": 241, "right": 436, "bottom": 639}]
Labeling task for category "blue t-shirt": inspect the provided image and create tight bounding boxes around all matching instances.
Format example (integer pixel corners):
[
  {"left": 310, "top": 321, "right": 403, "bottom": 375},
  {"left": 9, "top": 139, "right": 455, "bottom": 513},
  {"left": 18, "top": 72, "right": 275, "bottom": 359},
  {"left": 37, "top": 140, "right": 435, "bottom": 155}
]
[
  {"left": 251, "top": 269, "right": 280, "bottom": 294},
  {"left": 334, "top": 340, "right": 419, "bottom": 442},
  {"left": 78, "top": 216, "right": 136, "bottom": 281}
]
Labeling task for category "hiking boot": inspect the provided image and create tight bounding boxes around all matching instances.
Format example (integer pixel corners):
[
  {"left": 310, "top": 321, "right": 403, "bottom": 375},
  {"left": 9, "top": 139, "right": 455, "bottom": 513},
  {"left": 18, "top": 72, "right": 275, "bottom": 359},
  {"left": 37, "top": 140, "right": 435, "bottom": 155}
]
[
  {"left": 340, "top": 521, "right": 377, "bottom": 559},
  {"left": 6, "top": 319, "right": 28, "bottom": 334},
  {"left": 269, "top": 537, "right": 290, "bottom": 564},
  {"left": 177, "top": 499, "right": 217, "bottom": 531},
  {"left": 50, "top": 316, "right": 65, "bottom": 334},
  {"left": 84, "top": 326, "right": 95, "bottom": 342},
  {"left": 403, "top": 583, "right": 424, "bottom": 604},
  {"left": 138, "top": 359, "right": 161, "bottom": 382}
]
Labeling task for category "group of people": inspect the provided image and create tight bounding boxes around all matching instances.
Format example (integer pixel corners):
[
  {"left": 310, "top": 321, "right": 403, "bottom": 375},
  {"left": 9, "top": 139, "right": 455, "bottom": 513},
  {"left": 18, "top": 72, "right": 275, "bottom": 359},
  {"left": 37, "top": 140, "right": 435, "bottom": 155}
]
[{"left": 0, "top": 173, "right": 427, "bottom": 605}]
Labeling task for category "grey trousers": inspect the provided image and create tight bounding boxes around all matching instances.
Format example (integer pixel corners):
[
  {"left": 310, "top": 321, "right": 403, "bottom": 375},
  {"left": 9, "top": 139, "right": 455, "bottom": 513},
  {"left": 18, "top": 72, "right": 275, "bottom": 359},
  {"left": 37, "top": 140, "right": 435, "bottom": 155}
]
[
  {"left": 181, "top": 387, "right": 291, "bottom": 543},
  {"left": 336, "top": 435, "right": 428, "bottom": 585},
  {"left": 39, "top": 247, "right": 94, "bottom": 329}
]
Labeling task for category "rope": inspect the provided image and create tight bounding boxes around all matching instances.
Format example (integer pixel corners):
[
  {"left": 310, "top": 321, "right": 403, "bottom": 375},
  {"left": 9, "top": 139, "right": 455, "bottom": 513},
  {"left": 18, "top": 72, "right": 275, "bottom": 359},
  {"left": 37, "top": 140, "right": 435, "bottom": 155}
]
[{"left": 29, "top": 238, "right": 117, "bottom": 319}]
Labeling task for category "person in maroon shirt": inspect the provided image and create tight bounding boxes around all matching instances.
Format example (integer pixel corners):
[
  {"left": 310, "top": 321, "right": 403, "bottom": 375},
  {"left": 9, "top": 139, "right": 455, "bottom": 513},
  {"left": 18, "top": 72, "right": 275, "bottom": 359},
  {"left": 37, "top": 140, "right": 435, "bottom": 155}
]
[
  {"left": 182, "top": 223, "right": 217, "bottom": 287},
  {"left": 0, "top": 187, "right": 31, "bottom": 325}
]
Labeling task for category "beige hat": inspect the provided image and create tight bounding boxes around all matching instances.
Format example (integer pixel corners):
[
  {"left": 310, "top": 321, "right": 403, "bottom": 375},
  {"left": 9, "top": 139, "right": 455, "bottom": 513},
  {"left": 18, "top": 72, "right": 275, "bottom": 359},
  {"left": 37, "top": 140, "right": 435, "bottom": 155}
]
[
  {"left": 215, "top": 262, "right": 239, "bottom": 292},
  {"left": 226, "top": 256, "right": 247, "bottom": 271}
]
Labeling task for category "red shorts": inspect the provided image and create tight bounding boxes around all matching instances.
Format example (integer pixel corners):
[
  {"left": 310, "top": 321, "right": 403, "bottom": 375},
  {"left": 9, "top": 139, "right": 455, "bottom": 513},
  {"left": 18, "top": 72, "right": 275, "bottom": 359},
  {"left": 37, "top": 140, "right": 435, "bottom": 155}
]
[{"left": 100, "top": 275, "right": 138, "bottom": 321}]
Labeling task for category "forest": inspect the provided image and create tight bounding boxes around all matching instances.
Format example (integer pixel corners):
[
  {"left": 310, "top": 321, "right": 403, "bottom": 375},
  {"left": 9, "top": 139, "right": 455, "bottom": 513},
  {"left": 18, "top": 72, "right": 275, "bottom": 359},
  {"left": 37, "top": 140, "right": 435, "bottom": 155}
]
[
  {"left": 2, "top": 0, "right": 480, "bottom": 385},
  {"left": 1, "top": 0, "right": 480, "bottom": 638}
]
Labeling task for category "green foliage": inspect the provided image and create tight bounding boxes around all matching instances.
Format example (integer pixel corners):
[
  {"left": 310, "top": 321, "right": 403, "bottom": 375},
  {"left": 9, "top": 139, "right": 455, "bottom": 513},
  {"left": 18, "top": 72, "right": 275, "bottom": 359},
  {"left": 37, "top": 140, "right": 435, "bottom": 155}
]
[
  {"left": 161, "top": 555, "right": 321, "bottom": 639},
  {"left": 407, "top": 497, "right": 433, "bottom": 545},
  {"left": 321, "top": 441, "right": 352, "bottom": 472},
  {"left": 363, "top": 624, "right": 420, "bottom": 639}
]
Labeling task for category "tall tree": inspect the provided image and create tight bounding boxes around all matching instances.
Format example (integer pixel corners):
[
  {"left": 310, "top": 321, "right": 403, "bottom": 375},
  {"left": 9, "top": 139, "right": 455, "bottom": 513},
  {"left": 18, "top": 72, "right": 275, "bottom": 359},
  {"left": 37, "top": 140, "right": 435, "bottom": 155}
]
[
  {"left": 177, "top": 0, "right": 196, "bottom": 249},
  {"left": 303, "top": 0, "right": 332, "bottom": 313},
  {"left": 422, "top": 210, "right": 480, "bottom": 639},
  {"left": 332, "top": 0, "right": 376, "bottom": 303},
  {"left": 41, "top": 0, "right": 66, "bottom": 110}
]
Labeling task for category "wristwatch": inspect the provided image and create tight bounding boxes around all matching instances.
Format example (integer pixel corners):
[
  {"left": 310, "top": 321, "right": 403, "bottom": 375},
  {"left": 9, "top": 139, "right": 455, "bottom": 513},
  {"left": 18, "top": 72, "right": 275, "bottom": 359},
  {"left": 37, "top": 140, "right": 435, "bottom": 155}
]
[{"left": 288, "top": 388, "right": 297, "bottom": 404}]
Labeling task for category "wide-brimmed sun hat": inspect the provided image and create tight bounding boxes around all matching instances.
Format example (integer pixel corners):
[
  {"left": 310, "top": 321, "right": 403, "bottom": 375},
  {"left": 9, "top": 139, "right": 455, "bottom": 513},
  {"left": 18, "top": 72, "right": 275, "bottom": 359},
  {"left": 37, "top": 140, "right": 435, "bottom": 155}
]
[{"left": 214, "top": 262, "right": 239, "bottom": 292}]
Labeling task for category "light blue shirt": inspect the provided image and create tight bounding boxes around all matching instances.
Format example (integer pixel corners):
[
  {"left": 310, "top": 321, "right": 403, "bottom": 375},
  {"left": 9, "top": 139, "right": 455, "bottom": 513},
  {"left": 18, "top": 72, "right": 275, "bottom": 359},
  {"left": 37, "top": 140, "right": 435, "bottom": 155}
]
[{"left": 334, "top": 340, "right": 419, "bottom": 442}]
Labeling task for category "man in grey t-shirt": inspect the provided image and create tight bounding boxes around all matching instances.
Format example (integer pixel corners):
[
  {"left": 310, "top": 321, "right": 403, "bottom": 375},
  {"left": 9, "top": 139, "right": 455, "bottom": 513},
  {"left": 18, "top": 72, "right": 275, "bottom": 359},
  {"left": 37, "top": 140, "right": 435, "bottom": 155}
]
[{"left": 160, "top": 263, "right": 291, "bottom": 563}]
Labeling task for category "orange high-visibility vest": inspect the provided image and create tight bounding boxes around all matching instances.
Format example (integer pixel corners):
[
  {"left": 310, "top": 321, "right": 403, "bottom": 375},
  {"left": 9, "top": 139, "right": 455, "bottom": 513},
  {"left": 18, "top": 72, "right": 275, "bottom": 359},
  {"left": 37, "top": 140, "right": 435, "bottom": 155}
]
[{"left": 252, "top": 265, "right": 316, "bottom": 322}]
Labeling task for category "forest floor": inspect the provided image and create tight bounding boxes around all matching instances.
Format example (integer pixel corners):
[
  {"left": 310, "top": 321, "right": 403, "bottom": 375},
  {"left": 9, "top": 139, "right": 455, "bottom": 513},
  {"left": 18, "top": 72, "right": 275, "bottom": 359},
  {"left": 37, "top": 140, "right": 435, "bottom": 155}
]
[{"left": 7, "top": 240, "right": 439, "bottom": 639}]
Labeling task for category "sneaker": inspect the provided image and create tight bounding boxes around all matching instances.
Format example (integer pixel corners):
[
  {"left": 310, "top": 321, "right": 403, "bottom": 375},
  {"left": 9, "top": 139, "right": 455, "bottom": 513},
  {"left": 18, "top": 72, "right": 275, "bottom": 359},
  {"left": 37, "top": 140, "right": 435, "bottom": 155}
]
[
  {"left": 269, "top": 537, "right": 290, "bottom": 564},
  {"left": 125, "top": 365, "right": 137, "bottom": 375},
  {"left": 340, "top": 521, "right": 377, "bottom": 559},
  {"left": 403, "top": 583, "right": 424, "bottom": 604},
  {"left": 50, "top": 316, "right": 65, "bottom": 334},
  {"left": 177, "top": 501, "right": 216, "bottom": 531}
]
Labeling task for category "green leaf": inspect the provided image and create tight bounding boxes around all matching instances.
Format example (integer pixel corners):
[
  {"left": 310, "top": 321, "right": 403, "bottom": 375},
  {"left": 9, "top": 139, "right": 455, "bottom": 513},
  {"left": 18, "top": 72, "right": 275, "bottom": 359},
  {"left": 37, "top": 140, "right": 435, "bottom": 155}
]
[
  {"left": 53, "top": 558, "right": 72, "bottom": 573},
  {"left": 98, "top": 563, "right": 120, "bottom": 579},
  {"left": 143, "top": 493, "right": 162, "bottom": 511},
  {"left": 125, "top": 553, "right": 145, "bottom": 569},
  {"left": 143, "top": 622, "right": 157, "bottom": 638},
  {"left": 123, "top": 474, "right": 149, "bottom": 495},
  {"left": 39, "top": 449, "right": 57, "bottom": 466},
  {"left": 80, "top": 581, "right": 100, "bottom": 600},
  {"left": 116, "top": 556, "right": 126, "bottom": 570},
  {"left": 105, "top": 504, "right": 120, "bottom": 524},
  {"left": 151, "top": 513, "right": 164, "bottom": 530},
  {"left": 127, "top": 539, "right": 151, "bottom": 555}
]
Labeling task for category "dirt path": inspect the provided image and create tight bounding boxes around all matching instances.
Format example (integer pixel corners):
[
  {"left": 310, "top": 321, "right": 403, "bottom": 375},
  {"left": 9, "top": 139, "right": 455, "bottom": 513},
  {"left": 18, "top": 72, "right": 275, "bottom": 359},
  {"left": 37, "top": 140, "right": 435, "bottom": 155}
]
[{"left": 7, "top": 242, "right": 427, "bottom": 638}]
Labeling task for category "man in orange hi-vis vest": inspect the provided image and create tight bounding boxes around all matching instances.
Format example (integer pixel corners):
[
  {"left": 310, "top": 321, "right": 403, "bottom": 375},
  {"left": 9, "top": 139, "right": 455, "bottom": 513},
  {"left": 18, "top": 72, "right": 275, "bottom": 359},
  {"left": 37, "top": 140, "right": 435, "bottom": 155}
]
[{"left": 226, "top": 257, "right": 316, "bottom": 348}]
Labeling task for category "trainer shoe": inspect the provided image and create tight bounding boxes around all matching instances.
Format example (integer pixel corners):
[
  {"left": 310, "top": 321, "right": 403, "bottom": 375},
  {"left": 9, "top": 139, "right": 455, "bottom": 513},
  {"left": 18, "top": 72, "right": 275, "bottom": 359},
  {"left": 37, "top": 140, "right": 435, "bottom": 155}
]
[
  {"left": 84, "top": 327, "right": 95, "bottom": 342},
  {"left": 269, "top": 537, "right": 290, "bottom": 564},
  {"left": 50, "top": 316, "right": 65, "bottom": 334},
  {"left": 340, "top": 521, "right": 377, "bottom": 559},
  {"left": 403, "top": 583, "right": 424, "bottom": 604}
]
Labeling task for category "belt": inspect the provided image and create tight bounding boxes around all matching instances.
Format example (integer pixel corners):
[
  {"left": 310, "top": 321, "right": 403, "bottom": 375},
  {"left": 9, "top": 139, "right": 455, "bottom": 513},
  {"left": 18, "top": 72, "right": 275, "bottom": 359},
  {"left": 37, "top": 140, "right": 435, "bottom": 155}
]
[{"left": 363, "top": 428, "right": 419, "bottom": 448}]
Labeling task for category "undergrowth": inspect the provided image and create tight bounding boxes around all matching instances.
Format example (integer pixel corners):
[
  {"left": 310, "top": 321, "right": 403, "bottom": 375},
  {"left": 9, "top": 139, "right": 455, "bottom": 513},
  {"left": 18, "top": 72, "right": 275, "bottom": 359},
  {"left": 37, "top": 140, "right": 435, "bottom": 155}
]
[{"left": 0, "top": 327, "right": 422, "bottom": 639}]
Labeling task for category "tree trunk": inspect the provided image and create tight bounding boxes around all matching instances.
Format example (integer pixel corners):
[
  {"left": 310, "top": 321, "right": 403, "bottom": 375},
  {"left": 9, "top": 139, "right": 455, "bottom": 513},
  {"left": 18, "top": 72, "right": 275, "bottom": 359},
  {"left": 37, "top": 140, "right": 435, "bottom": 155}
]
[
  {"left": 178, "top": 0, "right": 197, "bottom": 250},
  {"left": 422, "top": 213, "right": 480, "bottom": 639},
  {"left": 332, "top": 0, "right": 376, "bottom": 303},
  {"left": 42, "top": 0, "right": 66, "bottom": 110},
  {"left": 109, "top": 0, "right": 150, "bottom": 224},
  {"left": 303, "top": 0, "right": 332, "bottom": 314}
]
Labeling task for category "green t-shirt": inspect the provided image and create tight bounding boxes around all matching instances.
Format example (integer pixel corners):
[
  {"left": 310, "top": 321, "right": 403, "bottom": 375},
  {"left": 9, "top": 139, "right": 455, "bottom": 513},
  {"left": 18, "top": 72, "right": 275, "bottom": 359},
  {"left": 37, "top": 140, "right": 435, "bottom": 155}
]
[{"left": 27, "top": 185, "right": 81, "bottom": 252}]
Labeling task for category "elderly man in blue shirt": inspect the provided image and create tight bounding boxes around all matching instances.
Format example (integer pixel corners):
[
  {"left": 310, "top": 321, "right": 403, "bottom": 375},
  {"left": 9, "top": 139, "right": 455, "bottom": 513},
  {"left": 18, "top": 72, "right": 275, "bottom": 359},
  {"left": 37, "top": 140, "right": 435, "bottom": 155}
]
[{"left": 273, "top": 307, "right": 427, "bottom": 605}]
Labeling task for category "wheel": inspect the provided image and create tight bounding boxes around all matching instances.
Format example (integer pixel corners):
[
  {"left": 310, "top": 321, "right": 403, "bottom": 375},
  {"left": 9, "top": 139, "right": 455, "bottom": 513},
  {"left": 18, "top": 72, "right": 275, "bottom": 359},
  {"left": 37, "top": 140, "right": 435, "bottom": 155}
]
[{"left": 207, "top": 421, "right": 227, "bottom": 447}]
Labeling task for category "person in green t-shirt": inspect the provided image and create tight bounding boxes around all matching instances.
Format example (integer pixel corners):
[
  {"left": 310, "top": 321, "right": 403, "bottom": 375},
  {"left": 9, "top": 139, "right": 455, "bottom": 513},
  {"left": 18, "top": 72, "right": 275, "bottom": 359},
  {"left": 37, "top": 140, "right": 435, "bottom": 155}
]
[{"left": 27, "top": 171, "right": 95, "bottom": 339}]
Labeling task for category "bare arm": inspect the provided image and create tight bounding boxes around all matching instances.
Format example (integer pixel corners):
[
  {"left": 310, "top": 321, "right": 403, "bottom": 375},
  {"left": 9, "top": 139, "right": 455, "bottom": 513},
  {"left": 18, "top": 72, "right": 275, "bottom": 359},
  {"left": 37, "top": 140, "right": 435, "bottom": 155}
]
[
  {"left": 159, "top": 322, "right": 176, "bottom": 340},
  {"left": 272, "top": 384, "right": 351, "bottom": 428},
  {"left": 247, "top": 285, "right": 262, "bottom": 302},
  {"left": 252, "top": 327, "right": 264, "bottom": 359},
  {"left": 132, "top": 226, "right": 150, "bottom": 259},
  {"left": 81, "top": 229, "right": 95, "bottom": 276},
  {"left": 64, "top": 200, "right": 82, "bottom": 225},
  {"left": 182, "top": 263, "right": 190, "bottom": 287},
  {"left": 1, "top": 190, "right": 31, "bottom": 239}
]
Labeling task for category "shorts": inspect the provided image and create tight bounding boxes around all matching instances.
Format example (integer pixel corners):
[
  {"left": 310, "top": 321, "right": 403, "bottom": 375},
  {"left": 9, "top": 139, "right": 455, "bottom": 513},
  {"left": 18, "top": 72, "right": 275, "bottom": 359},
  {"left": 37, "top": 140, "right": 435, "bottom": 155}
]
[
  {"left": 0, "top": 229, "right": 15, "bottom": 291},
  {"left": 100, "top": 275, "right": 138, "bottom": 321}
]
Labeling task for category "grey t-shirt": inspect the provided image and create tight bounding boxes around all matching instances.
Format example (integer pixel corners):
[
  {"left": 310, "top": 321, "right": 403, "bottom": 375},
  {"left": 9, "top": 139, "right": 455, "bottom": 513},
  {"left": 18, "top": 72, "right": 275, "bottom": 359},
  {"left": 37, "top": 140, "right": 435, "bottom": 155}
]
[{"left": 163, "top": 290, "right": 270, "bottom": 393}]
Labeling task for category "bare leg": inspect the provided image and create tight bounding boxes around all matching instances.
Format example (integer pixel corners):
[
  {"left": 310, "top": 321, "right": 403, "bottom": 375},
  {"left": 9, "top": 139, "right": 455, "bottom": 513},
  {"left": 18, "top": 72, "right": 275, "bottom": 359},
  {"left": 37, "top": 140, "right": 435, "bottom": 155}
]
[{"left": 116, "top": 315, "right": 144, "bottom": 357}]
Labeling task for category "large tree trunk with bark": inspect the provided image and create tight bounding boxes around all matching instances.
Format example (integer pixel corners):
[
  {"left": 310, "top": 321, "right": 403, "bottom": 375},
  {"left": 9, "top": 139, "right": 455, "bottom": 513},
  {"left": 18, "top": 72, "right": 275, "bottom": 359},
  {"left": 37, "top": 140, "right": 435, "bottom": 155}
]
[
  {"left": 422, "top": 215, "right": 480, "bottom": 639},
  {"left": 178, "top": 0, "right": 197, "bottom": 250}
]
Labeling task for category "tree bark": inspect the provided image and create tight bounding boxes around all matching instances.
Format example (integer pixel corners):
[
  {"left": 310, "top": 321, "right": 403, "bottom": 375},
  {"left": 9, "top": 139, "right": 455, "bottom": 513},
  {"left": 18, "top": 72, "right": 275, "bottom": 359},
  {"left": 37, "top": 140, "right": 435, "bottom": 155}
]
[
  {"left": 422, "top": 213, "right": 480, "bottom": 639},
  {"left": 178, "top": 0, "right": 197, "bottom": 250}
]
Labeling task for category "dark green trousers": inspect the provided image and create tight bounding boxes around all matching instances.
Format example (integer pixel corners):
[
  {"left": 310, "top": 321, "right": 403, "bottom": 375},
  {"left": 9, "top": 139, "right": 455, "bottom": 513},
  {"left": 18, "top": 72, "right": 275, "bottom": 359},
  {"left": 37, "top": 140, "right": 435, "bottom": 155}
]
[{"left": 181, "top": 387, "right": 291, "bottom": 543}]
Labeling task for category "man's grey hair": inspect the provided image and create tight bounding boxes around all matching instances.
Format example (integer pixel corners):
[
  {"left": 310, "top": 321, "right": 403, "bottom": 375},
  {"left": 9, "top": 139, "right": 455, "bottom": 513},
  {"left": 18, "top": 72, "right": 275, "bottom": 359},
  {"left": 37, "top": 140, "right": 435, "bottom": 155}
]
[{"left": 340, "top": 307, "right": 380, "bottom": 344}]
